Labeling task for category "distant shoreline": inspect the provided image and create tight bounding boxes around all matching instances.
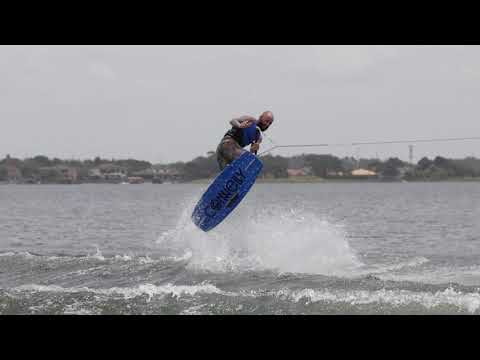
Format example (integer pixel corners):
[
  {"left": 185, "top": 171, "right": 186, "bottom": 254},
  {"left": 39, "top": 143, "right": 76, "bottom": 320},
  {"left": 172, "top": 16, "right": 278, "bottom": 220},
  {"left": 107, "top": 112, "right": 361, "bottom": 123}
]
[
  {"left": 189, "top": 176, "right": 480, "bottom": 184},
  {"left": 3, "top": 177, "right": 480, "bottom": 186},
  {"left": 3, "top": 154, "right": 480, "bottom": 187}
]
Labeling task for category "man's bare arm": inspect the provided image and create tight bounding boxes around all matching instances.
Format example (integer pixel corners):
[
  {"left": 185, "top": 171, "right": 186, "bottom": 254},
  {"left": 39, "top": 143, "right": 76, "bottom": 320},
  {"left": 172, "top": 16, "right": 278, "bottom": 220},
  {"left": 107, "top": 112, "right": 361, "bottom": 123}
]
[
  {"left": 250, "top": 128, "right": 263, "bottom": 153},
  {"left": 230, "top": 115, "right": 256, "bottom": 128}
]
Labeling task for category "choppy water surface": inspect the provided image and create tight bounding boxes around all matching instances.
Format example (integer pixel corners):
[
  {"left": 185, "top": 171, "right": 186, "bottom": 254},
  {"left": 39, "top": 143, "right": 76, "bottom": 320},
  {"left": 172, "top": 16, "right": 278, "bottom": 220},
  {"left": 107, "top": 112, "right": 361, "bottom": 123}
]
[{"left": 1, "top": 182, "right": 480, "bottom": 314}]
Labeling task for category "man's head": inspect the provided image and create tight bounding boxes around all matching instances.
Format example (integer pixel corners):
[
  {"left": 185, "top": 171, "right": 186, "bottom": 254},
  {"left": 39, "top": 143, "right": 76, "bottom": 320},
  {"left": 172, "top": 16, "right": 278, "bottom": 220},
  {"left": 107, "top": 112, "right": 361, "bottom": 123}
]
[{"left": 258, "top": 111, "right": 274, "bottom": 131}]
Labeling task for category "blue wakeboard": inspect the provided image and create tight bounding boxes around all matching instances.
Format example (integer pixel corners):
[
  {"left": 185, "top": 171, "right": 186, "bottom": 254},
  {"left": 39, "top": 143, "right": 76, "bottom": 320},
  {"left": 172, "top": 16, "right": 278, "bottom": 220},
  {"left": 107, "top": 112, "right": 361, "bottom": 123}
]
[{"left": 191, "top": 152, "right": 263, "bottom": 232}]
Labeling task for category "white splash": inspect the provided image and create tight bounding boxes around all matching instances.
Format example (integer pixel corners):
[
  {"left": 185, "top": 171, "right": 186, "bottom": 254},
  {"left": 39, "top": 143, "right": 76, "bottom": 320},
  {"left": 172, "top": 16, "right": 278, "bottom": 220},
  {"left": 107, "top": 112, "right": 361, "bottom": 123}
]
[
  {"left": 157, "top": 199, "right": 362, "bottom": 275},
  {"left": 138, "top": 255, "right": 156, "bottom": 264},
  {"left": 88, "top": 246, "right": 106, "bottom": 261},
  {"left": 378, "top": 263, "right": 480, "bottom": 286},
  {"left": 13, "top": 282, "right": 231, "bottom": 303},
  {"left": 0, "top": 252, "right": 16, "bottom": 257},
  {"left": 114, "top": 254, "right": 133, "bottom": 262},
  {"left": 358, "top": 257, "right": 430, "bottom": 276},
  {"left": 274, "top": 287, "right": 480, "bottom": 314}
]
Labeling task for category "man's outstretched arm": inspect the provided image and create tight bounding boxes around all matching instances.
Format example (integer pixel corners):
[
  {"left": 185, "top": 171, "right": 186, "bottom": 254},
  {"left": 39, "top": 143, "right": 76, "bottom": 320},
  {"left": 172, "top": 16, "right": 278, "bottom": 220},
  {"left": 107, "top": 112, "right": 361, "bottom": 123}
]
[{"left": 250, "top": 128, "right": 263, "bottom": 154}]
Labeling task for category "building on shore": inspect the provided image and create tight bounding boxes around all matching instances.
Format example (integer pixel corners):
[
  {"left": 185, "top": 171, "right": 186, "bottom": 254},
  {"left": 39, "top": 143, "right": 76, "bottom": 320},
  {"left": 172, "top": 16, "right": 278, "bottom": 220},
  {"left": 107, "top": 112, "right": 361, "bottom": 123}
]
[
  {"left": 4, "top": 154, "right": 22, "bottom": 183},
  {"left": 88, "top": 164, "right": 128, "bottom": 183},
  {"left": 287, "top": 167, "right": 313, "bottom": 177},
  {"left": 132, "top": 168, "right": 154, "bottom": 180},
  {"left": 351, "top": 168, "right": 377, "bottom": 178},
  {"left": 127, "top": 176, "right": 145, "bottom": 184},
  {"left": 39, "top": 166, "right": 78, "bottom": 184},
  {"left": 151, "top": 165, "right": 185, "bottom": 183},
  {"left": 59, "top": 166, "right": 78, "bottom": 183},
  {"left": 88, "top": 168, "right": 103, "bottom": 181},
  {"left": 6, "top": 164, "right": 22, "bottom": 182},
  {"left": 327, "top": 170, "right": 344, "bottom": 177}
]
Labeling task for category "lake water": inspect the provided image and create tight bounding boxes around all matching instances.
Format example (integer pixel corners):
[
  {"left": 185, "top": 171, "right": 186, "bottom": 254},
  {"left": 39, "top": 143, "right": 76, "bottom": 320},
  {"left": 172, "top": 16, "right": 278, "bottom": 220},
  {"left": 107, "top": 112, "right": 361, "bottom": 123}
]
[{"left": 1, "top": 182, "right": 480, "bottom": 314}]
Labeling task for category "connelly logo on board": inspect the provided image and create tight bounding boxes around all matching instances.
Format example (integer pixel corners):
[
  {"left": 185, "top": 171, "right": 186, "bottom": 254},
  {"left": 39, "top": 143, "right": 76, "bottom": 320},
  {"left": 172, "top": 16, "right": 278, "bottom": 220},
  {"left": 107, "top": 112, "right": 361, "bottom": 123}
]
[{"left": 205, "top": 168, "right": 246, "bottom": 218}]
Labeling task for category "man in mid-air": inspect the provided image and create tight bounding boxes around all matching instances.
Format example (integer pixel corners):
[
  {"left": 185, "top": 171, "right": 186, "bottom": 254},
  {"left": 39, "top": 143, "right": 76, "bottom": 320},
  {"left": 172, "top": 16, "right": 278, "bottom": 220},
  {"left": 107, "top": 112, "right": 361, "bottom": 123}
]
[{"left": 216, "top": 111, "right": 274, "bottom": 171}]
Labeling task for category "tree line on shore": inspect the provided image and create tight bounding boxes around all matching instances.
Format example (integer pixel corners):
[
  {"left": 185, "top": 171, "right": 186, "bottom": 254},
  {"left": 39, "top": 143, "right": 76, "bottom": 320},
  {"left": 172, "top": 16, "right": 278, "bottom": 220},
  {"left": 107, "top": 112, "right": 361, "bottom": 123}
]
[
  {"left": 173, "top": 153, "right": 480, "bottom": 181},
  {"left": 0, "top": 155, "right": 152, "bottom": 183},
  {"left": 3, "top": 152, "right": 480, "bottom": 183}
]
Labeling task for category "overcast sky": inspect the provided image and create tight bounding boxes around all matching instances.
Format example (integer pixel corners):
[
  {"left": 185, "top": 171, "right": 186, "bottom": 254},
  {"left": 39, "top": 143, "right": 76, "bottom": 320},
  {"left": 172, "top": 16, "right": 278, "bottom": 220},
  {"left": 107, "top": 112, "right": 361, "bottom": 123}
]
[{"left": 1, "top": 45, "right": 480, "bottom": 163}]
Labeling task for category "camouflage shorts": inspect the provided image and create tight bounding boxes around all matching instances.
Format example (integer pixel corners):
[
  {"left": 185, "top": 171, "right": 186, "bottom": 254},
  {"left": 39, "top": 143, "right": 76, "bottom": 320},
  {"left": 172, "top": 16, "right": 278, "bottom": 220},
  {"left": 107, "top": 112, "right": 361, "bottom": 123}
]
[{"left": 216, "top": 137, "right": 247, "bottom": 171}]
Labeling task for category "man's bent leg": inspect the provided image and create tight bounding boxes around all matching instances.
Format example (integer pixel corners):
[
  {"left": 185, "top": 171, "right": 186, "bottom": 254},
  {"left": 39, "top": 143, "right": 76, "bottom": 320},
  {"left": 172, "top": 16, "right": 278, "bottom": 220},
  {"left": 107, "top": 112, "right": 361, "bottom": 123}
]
[{"left": 216, "top": 139, "right": 246, "bottom": 171}]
